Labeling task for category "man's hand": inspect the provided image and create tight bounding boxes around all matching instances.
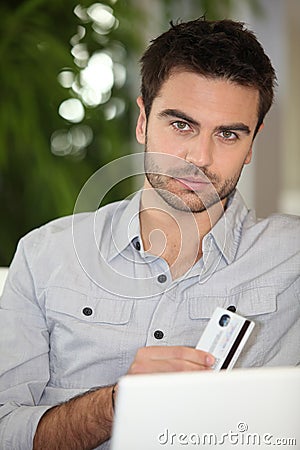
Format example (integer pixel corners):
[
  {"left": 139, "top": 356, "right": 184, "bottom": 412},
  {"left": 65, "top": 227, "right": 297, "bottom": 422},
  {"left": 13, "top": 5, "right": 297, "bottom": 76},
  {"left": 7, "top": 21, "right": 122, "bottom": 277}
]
[{"left": 127, "top": 346, "right": 215, "bottom": 375}]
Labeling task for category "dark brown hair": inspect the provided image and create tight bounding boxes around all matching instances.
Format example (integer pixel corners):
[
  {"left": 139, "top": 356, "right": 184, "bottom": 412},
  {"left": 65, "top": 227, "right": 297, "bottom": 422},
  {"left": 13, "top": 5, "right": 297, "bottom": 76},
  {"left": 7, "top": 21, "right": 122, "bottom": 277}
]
[{"left": 140, "top": 18, "right": 276, "bottom": 134}]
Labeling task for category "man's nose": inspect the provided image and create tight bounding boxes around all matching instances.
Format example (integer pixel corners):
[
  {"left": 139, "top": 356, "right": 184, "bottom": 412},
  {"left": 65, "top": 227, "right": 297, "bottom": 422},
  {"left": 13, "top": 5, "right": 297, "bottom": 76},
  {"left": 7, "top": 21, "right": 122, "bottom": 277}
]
[{"left": 184, "top": 133, "right": 213, "bottom": 168}]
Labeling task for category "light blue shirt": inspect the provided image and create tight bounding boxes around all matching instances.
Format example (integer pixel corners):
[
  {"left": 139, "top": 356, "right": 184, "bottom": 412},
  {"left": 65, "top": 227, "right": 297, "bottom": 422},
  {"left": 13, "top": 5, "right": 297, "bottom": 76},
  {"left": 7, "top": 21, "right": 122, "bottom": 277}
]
[{"left": 0, "top": 190, "right": 299, "bottom": 449}]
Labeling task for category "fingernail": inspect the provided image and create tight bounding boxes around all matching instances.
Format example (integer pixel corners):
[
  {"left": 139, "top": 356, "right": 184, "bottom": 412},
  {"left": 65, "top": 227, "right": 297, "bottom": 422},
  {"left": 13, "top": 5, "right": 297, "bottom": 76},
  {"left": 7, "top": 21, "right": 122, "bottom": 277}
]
[{"left": 206, "top": 355, "right": 215, "bottom": 366}]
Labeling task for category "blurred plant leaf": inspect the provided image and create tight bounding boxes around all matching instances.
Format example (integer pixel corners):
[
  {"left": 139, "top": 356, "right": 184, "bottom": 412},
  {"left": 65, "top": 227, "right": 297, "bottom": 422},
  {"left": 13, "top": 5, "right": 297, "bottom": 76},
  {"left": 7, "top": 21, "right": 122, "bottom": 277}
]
[{"left": 0, "top": 0, "right": 142, "bottom": 265}]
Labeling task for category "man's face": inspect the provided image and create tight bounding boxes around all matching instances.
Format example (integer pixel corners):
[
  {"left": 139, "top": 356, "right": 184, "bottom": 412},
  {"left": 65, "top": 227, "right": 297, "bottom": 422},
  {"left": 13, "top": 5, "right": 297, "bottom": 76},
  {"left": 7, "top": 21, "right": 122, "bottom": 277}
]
[{"left": 136, "top": 71, "right": 261, "bottom": 213}]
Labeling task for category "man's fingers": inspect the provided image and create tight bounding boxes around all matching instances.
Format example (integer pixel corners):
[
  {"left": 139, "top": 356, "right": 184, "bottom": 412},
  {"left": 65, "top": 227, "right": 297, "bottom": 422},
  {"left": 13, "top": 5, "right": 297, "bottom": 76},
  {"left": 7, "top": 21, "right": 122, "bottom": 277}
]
[
  {"left": 136, "top": 346, "right": 214, "bottom": 365},
  {"left": 128, "top": 346, "right": 215, "bottom": 375},
  {"left": 151, "top": 346, "right": 214, "bottom": 365}
]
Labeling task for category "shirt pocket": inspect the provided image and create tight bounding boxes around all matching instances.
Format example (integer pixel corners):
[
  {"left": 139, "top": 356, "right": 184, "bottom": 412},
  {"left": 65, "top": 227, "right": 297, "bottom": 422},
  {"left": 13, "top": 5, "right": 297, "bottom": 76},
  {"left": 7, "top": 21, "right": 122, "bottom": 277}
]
[
  {"left": 45, "top": 287, "right": 134, "bottom": 387},
  {"left": 189, "top": 285, "right": 277, "bottom": 367}
]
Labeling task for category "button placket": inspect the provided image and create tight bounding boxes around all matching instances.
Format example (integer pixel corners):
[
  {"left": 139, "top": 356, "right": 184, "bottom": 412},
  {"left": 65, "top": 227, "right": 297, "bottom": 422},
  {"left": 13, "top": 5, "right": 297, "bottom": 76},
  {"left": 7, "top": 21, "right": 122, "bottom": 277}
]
[{"left": 145, "top": 289, "right": 179, "bottom": 346}]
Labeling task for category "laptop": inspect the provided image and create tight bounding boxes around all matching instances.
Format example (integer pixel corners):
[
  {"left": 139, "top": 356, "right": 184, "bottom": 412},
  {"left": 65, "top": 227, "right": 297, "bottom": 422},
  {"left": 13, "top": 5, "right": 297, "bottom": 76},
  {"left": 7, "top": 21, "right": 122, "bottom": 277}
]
[{"left": 111, "top": 367, "right": 300, "bottom": 450}]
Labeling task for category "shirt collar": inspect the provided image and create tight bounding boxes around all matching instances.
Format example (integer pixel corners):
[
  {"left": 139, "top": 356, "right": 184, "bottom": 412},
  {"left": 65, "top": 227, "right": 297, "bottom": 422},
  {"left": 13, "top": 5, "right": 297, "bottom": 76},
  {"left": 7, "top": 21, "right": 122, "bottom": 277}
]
[
  {"left": 108, "top": 189, "right": 250, "bottom": 265},
  {"left": 203, "top": 189, "right": 250, "bottom": 265},
  {"left": 107, "top": 191, "right": 142, "bottom": 261}
]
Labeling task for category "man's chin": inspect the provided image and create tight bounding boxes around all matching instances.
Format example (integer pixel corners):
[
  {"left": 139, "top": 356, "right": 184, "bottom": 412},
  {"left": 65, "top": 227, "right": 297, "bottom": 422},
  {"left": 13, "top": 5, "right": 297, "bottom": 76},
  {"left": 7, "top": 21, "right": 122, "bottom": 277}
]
[{"left": 155, "top": 189, "right": 221, "bottom": 213}]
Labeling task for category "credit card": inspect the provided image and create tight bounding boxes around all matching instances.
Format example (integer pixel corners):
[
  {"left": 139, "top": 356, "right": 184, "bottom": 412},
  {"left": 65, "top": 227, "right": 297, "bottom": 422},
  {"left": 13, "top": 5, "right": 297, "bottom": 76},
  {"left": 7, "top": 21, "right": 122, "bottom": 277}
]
[{"left": 196, "top": 307, "right": 255, "bottom": 370}]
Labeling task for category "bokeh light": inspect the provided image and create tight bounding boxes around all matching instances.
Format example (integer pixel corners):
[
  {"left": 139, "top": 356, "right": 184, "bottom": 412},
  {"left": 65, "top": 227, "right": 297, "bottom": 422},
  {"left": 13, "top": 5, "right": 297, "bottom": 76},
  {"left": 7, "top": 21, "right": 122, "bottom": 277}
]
[
  {"left": 58, "top": 98, "right": 85, "bottom": 123},
  {"left": 51, "top": 125, "right": 93, "bottom": 158},
  {"left": 56, "top": 2, "right": 127, "bottom": 155}
]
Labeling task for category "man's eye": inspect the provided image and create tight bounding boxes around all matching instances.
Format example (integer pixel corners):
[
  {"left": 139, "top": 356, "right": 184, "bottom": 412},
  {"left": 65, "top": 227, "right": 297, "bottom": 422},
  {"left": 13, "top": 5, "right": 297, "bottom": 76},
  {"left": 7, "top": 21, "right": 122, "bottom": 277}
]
[
  {"left": 220, "top": 130, "right": 238, "bottom": 140},
  {"left": 172, "top": 121, "right": 190, "bottom": 131}
]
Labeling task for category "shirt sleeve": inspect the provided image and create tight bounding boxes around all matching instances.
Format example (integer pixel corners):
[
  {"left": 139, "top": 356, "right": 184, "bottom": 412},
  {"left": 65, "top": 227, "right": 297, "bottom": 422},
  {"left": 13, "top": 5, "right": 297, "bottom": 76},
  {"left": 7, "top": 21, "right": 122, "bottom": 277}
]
[{"left": 0, "top": 234, "right": 52, "bottom": 449}]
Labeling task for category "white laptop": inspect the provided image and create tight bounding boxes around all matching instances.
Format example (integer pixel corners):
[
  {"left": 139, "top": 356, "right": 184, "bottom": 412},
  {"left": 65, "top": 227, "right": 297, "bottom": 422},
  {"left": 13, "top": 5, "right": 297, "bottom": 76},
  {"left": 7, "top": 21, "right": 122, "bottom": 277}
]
[{"left": 111, "top": 367, "right": 300, "bottom": 450}]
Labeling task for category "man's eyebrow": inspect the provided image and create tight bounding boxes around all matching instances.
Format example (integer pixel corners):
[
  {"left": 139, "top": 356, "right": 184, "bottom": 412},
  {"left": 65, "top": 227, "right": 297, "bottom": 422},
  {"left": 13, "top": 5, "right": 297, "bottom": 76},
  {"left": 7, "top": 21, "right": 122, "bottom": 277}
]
[
  {"left": 215, "top": 124, "right": 251, "bottom": 135},
  {"left": 158, "top": 109, "right": 200, "bottom": 127},
  {"left": 158, "top": 109, "right": 251, "bottom": 135}
]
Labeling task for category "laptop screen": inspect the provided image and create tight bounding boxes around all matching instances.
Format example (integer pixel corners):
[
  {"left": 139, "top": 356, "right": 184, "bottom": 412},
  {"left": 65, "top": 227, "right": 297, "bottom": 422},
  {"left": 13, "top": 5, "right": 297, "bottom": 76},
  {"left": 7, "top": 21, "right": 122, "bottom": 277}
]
[{"left": 111, "top": 367, "right": 300, "bottom": 450}]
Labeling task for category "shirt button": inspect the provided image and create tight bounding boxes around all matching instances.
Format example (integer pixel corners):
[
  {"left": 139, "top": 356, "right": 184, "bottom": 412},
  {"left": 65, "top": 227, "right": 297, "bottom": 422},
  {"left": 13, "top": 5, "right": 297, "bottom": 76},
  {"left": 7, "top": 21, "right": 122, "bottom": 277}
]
[
  {"left": 134, "top": 240, "right": 141, "bottom": 251},
  {"left": 82, "top": 307, "right": 93, "bottom": 316},
  {"left": 154, "top": 330, "right": 164, "bottom": 340},
  {"left": 157, "top": 274, "right": 167, "bottom": 283}
]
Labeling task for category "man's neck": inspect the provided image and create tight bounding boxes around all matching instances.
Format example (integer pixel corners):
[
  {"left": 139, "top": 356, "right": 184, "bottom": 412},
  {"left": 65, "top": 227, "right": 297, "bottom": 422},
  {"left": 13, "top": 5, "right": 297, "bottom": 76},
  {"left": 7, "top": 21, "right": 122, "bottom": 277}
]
[{"left": 139, "top": 186, "right": 226, "bottom": 279}]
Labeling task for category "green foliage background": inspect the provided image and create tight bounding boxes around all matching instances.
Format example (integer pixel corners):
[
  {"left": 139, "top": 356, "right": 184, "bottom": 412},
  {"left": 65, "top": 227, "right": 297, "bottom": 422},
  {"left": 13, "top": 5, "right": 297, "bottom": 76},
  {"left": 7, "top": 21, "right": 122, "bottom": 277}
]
[{"left": 0, "top": 0, "right": 262, "bottom": 265}]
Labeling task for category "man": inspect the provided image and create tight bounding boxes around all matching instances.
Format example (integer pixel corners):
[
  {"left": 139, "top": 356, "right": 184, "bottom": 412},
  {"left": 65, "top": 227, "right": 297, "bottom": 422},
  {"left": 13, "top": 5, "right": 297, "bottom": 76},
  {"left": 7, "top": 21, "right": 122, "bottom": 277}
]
[{"left": 0, "top": 18, "right": 299, "bottom": 450}]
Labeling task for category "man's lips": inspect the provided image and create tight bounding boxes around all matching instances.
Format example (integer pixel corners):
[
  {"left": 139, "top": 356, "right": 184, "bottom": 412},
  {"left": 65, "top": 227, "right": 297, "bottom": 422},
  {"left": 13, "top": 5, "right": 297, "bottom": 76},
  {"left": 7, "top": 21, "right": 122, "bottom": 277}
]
[{"left": 175, "top": 177, "right": 212, "bottom": 191}]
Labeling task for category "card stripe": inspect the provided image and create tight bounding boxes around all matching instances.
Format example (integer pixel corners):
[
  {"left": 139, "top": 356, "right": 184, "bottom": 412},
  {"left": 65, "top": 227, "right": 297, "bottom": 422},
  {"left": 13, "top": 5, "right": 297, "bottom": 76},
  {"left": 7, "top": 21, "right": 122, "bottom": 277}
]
[{"left": 221, "top": 320, "right": 251, "bottom": 369}]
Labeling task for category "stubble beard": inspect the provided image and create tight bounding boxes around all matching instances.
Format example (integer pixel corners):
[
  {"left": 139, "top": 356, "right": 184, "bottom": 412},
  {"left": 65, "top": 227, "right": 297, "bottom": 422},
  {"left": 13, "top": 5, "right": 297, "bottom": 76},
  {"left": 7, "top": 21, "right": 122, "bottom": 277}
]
[{"left": 144, "top": 145, "right": 243, "bottom": 214}]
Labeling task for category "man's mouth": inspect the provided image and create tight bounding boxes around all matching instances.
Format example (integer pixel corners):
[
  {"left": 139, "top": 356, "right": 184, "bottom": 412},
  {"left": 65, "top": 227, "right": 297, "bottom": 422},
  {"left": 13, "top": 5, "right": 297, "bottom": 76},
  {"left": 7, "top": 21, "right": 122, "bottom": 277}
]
[{"left": 174, "top": 177, "right": 212, "bottom": 191}]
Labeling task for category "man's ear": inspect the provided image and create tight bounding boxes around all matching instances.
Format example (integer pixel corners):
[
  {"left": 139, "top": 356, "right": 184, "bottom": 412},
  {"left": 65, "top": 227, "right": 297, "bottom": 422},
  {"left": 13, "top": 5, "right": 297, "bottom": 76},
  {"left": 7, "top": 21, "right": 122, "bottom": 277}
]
[
  {"left": 245, "top": 122, "right": 264, "bottom": 165},
  {"left": 244, "top": 148, "right": 253, "bottom": 165},
  {"left": 136, "top": 96, "right": 147, "bottom": 144}
]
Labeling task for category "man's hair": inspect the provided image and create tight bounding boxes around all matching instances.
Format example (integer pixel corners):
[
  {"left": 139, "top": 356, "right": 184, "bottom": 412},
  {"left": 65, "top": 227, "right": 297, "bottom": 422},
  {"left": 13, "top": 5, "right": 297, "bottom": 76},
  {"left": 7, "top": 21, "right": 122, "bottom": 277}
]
[{"left": 140, "top": 18, "right": 276, "bottom": 134}]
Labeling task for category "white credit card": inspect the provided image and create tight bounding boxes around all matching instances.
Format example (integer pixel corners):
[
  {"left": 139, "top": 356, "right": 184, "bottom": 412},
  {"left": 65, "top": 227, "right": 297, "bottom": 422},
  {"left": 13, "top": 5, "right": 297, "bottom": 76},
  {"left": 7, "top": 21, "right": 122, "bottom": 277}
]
[{"left": 196, "top": 307, "right": 255, "bottom": 370}]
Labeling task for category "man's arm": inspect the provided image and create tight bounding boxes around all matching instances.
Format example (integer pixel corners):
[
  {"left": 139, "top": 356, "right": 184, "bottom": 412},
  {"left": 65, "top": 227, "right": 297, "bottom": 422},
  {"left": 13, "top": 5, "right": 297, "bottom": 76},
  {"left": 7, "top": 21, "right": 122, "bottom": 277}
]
[
  {"left": 33, "top": 346, "right": 214, "bottom": 449},
  {"left": 33, "top": 385, "right": 114, "bottom": 450}
]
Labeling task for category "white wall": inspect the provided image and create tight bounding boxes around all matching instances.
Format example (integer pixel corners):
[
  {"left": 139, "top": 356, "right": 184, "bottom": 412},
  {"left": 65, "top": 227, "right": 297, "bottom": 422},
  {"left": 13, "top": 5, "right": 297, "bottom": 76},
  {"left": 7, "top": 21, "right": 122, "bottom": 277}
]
[
  {"left": 0, "top": 268, "right": 8, "bottom": 296},
  {"left": 234, "top": 0, "right": 300, "bottom": 217}
]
